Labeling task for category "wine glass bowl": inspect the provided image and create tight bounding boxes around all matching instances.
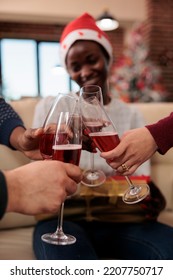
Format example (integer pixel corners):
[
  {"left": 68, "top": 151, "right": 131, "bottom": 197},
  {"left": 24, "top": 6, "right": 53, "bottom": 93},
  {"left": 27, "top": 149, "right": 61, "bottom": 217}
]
[
  {"left": 40, "top": 93, "right": 82, "bottom": 245},
  {"left": 80, "top": 88, "right": 150, "bottom": 204},
  {"left": 52, "top": 112, "right": 82, "bottom": 166},
  {"left": 80, "top": 85, "right": 106, "bottom": 187},
  {"left": 39, "top": 125, "right": 56, "bottom": 160}
]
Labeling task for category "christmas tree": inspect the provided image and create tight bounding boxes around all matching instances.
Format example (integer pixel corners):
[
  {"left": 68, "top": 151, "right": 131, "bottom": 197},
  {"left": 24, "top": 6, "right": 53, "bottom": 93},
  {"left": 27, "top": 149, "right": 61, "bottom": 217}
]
[{"left": 110, "top": 22, "right": 168, "bottom": 102}]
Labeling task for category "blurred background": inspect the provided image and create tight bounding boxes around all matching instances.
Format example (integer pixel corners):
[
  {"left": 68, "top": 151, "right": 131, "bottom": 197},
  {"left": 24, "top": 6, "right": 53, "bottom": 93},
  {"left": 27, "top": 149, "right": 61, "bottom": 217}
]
[{"left": 0, "top": 0, "right": 173, "bottom": 102}]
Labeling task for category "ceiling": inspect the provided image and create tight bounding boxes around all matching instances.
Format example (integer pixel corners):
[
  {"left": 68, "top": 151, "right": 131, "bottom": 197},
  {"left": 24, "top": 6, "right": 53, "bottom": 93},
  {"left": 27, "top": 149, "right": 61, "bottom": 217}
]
[{"left": 0, "top": 0, "right": 147, "bottom": 28}]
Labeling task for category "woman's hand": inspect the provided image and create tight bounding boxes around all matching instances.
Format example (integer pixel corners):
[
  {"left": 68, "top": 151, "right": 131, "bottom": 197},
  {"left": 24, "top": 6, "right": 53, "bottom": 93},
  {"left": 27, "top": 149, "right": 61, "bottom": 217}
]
[{"left": 100, "top": 127, "right": 158, "bottom": 175}]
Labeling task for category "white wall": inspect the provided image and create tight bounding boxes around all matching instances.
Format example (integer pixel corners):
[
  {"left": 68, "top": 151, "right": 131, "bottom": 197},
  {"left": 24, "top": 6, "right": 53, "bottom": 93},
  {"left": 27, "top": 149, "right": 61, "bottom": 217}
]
[{"left": 0, "top": 0, "right": 146, "bottom": 26}]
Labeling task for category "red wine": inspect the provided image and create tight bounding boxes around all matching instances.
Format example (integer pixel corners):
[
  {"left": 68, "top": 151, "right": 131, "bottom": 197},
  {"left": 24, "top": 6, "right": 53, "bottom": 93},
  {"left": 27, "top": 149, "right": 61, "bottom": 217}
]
[
  {"left": 39, "top": 132, "right": 68, "bottom": 159},
  {"left": 39, "top": 133, "right": 54, "bottom": 159},
  {"left": 89, "top": 131, "right": 120, "bottom": 152},
  {"left": 52, "top": 144, "right": 82, "bottom": 165}
]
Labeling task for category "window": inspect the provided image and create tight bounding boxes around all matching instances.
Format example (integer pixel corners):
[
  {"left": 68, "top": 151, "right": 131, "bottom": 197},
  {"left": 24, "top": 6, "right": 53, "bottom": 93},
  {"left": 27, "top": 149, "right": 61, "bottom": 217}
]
[
  {"left": 1, "top": 39, "right": 38, "bottom": 100},
  {"left": 0, "top": 38, "right": 79, "bottom": 100},
  {"left": 39, "top": 42, "right": 69, "bottom": 97}
]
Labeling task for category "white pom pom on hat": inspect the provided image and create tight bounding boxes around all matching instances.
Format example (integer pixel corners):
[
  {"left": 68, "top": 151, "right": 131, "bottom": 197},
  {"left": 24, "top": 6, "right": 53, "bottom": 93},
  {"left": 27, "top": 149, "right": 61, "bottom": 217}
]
[{"left": 60, "top": 12, "right": 113, "bottom": 68}]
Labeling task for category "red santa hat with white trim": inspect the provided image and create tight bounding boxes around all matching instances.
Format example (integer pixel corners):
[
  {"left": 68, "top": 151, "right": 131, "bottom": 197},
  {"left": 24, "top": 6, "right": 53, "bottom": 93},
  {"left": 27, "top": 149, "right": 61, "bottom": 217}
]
[{"left": 60, "top": 12, "right": 113, "bottom": 68}]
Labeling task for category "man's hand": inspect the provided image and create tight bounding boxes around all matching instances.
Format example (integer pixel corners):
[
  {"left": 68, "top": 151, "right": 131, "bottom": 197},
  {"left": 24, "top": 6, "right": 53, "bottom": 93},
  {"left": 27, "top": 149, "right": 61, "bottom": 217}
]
[
  {"left": 10, "top": 126, "right": 44, "bottom": 160},
  {"left": 4, "top": 160, "right": 82, "bottom": 215}
]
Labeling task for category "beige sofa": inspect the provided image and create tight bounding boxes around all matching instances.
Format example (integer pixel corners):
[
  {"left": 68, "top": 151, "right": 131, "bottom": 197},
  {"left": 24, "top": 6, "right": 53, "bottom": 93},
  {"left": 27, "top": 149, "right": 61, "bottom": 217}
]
[{"left": 0, "top": 98, "right": 173, "bottom": 260}]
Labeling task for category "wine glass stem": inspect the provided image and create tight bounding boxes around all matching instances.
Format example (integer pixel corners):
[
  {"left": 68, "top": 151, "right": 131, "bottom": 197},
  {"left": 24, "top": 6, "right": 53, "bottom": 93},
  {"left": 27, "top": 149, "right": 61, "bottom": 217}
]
[
  {"left": 124, "top": 176, "right": 140, "bottom": 195},
  {"left": 90, "top": 153, "right": 95, "bottom": 172},
  {"left": 56, "top": 202, "right": 64, "bottom": 234},
  {"left": 124, "top": 176, "right": 133, "bottom": 187}
]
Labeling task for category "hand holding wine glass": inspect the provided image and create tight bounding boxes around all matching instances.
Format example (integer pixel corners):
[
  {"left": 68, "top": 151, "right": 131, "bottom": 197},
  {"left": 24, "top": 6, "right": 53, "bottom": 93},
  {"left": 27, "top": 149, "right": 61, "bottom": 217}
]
[
  {"left": 40, "top": 93, "right": 82, "bottom": 245},
  {"left": 79, "top": 87, "right": 150, "bottom": 204}
]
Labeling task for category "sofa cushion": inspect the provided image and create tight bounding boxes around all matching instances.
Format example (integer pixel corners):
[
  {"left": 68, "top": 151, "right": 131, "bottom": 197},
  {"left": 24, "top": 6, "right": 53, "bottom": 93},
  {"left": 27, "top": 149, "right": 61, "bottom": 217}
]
[
  {"left": 132, "top": 102, "right": 173, "bottom": 211},
  {"left": 9, "top": 97, "right": 40, "bottom": 128},
  {"left": 151, "top": 164, "right": 173, "bottom": 210},
  {"left": 0, "top": 226, "right": 35, "bottom": 259},
  {"left": 0, "top": 213, "right": 36, "bottom": 230},
  {"left": 158, "top": 210, "right": 173, "bottom": 227}
]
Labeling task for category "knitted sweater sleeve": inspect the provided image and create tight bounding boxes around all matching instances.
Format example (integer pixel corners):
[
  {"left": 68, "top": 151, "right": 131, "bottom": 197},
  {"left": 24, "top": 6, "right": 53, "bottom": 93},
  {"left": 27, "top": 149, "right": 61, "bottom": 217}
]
[
  {"left": 146, "top": 112, "right": 173, "bottom": 155},
  {"left": 0, "top": 98, "right": 24, "bottom": 147},
  {"left": 0, "top": 170, "right": 8, "bottom": 219}
]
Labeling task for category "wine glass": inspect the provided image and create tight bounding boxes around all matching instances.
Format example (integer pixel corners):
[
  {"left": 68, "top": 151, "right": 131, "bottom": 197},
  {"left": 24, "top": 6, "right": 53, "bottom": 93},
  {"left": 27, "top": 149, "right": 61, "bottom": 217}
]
[
  {"left": 79, "top": 89, "right": 150, "bottom": 204},
  {"left": 40, "top": 93, "right": 82, "bottom": 245},
  {"left": 80, "top": 85, "right": 106, "bottom": 187}
]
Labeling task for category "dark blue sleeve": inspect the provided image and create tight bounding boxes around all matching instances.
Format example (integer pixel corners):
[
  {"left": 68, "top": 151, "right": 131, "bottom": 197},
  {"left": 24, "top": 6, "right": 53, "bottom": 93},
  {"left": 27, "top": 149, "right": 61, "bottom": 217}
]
[
  {"left": 0, "top": 98, "right": 25, "bottom": 147},
  {"left": 0, "top": 170, "right": 8, "bottom": 219}
]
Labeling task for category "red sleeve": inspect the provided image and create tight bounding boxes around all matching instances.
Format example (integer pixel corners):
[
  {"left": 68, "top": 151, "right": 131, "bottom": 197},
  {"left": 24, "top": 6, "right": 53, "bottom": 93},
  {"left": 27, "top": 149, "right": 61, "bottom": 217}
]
[{"left": 146, "top": 112, "right": 173, "bottom": 154}]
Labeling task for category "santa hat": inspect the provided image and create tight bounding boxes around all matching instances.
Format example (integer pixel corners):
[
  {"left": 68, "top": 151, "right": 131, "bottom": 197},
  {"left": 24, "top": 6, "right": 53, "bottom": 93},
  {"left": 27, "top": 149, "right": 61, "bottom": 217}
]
[{"left": 60, "top": 13, "right": 113, "bottom": 68}]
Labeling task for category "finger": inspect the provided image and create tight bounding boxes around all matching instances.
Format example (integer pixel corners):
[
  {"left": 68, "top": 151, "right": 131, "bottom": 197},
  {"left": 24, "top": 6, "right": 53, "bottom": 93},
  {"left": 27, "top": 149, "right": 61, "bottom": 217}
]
[
  {"left": 100, "top": 145, "right": 126, "bottom": 160},
  {"left": 116, "top": 163, "right": 139, "bottom": 176},
  {"left": 25, "top": 128, "right": 43, "bottom": 139},
  {"left": 65, "top": 163, "right": 83, "bottom": 183},
  {"left": 103, "top": 152, "right": 128, "bottom": 170},
  {"left": 65, "top": 179, "right": 78, "bottom": 196},
  {"left": 24, "top": 150, "right": 43, "bottom": 160},
  {"left": 31, "top": 128, "right": 44, "bottom": 138}
]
